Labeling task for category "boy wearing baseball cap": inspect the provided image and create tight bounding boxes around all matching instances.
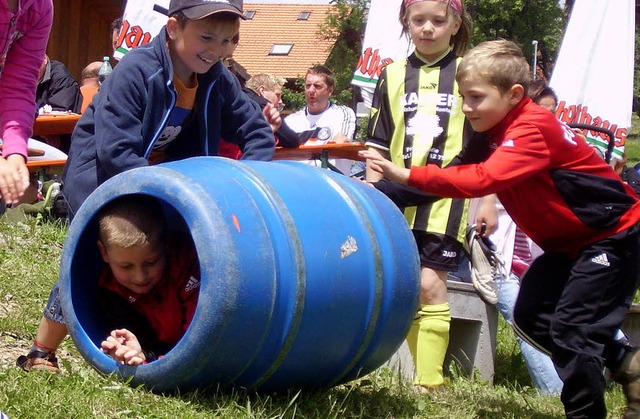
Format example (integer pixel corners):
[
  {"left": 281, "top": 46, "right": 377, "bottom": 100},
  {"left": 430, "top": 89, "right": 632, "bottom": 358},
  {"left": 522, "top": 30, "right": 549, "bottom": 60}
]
[{"left": 18, "top": 0, "right": 276, "bottom": 372}]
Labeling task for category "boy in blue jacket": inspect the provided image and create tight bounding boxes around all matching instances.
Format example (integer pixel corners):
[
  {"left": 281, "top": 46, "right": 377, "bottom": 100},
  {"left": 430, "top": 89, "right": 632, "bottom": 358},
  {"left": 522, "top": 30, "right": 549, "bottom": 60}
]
[{"left": 17, "top": 0, "right": 276, "bottom": 372}]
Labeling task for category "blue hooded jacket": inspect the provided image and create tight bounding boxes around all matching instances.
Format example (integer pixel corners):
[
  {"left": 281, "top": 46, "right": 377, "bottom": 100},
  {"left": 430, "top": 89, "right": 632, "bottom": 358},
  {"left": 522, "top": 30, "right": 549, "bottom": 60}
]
[{"left": 62, "top": 27, "right": 275, "bottom": 216}]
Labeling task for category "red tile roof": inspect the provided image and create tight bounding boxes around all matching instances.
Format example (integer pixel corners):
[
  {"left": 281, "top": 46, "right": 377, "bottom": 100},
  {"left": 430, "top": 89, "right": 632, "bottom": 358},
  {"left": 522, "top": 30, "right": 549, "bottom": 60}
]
[{"left": 233, "top": 3, "right": 338, "bottom": 79}]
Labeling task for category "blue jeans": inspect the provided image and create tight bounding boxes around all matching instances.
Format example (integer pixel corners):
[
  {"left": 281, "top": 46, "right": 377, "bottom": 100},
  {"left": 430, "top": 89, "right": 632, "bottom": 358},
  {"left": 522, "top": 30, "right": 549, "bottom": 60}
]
[
  {"left": 498, "top": 272, "right": 563, "bottom": 396},
  {"left": 43, "top": 280, "right": 65, "bottom": 324}
]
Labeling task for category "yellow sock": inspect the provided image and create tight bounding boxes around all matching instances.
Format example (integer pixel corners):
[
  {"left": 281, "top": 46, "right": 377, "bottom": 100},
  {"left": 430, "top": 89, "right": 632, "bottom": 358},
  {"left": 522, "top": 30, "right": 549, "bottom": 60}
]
[{"left": 406, "top": 303, "right": 451, "bottom": 387}]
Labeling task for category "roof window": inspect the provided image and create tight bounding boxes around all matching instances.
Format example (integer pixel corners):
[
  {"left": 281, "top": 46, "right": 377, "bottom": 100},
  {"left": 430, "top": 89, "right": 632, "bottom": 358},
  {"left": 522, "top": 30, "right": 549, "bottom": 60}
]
[{"left": 269, "top": 44, "right": 293, "bottom": 56}]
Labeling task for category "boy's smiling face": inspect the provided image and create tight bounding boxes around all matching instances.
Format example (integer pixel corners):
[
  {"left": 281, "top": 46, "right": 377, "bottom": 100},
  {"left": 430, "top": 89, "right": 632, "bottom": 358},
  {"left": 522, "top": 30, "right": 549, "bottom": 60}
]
[
  {"left": 98, "top": 241, "right": 167, "bottom": 295},
  {"left": 458, "top": 73, "right": 524, "bottom": 132},
  {"left": 167, "top": 16, "right": 239, "bottom": 84}
]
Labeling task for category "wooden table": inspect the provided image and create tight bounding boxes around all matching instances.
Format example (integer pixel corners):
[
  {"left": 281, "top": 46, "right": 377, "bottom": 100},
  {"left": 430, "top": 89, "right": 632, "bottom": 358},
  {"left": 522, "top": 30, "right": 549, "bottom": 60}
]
[
  {"left": 33, "top": 112, "right": 81, "bottom": 137},
  {"left": 274, "top": 142, "right": 366, "bottom": 169}
]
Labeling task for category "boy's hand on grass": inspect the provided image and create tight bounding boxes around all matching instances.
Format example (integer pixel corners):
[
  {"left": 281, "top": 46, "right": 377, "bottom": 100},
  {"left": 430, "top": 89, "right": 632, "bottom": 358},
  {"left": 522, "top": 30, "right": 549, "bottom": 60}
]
[
  {"left": 0, "top": 154, "right": 29, "bottom": 204},
  {"left": 101, "top": 328, "right": 146, "bottom": 365},
  {"left": 358, "top": 150, "right": 411, "bottom": 184}
]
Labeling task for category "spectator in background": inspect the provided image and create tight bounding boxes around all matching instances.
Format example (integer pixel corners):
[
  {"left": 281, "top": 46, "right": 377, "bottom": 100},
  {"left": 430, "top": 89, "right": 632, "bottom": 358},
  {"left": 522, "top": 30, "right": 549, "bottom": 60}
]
[
  {"left": 111, "top": 17, "right": 122, "bottom": 54},
  {"left": 244, "top": 73, "right": 300, "bottom": 148},
  {"left": 219, "top": 72, "right": 299, "bottom": 159},
  {"left": 35, "top": 54, "right": 81, "bottom": 150},
  {"left": 79, "top": 61, "right": 102, "bottom": 114},
  {"left": 527, "top": 79, "right": 558, "bottom": 113},
  {"left": 223, "top": 33, "right": 250, "bottom": 86},
  {"left": 284, "top": 65, "right": 356, "bottom": 174},
  {"left": 36, "top": 54, "right": 81, "bottom": 114},
  {"left": 0, "top": 0, "right": 54, "bottom": 206}
]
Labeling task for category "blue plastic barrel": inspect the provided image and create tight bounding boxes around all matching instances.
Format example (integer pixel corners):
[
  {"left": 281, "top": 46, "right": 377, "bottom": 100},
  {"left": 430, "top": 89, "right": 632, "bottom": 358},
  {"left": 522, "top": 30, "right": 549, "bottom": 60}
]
[{"left": 60, "top": 157, "right": 420, "bottom": 392}]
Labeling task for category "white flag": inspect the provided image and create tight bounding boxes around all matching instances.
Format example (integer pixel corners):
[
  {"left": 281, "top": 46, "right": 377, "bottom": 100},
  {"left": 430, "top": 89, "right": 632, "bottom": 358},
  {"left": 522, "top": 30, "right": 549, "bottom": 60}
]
[
  {"left": 550, "top": 0, "right": 635, "bottom": 161},
  {"left": 113, "top": 0, "right": 170, "bottom": 60},
  {"left": 351, "top": 0, "right": 412, "bottom": 107}
]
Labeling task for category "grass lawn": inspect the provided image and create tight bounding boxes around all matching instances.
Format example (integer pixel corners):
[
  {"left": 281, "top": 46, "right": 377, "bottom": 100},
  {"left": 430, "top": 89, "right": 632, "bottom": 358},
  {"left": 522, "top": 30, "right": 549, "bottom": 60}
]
[
  {"left": 625, "top": 113, "right": 640, "bottom": 166},
  {"left": 2, "top": 114, "right": 639, "bottom": 417},
  {"left": 0, "top": 218, "right": 630, "bottom": 418}
]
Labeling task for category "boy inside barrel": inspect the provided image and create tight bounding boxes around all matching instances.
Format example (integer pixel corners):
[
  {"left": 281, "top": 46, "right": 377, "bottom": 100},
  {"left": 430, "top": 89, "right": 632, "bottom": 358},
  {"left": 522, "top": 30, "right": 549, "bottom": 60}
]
[{"left": 18, "top": 195, "right": 200, "bottom": 369}]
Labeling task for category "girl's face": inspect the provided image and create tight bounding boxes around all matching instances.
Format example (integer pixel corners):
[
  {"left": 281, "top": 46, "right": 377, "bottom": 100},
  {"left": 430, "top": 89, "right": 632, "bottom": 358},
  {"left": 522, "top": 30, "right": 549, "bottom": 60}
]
[
  {"left": 406, "top": 1, "right": 461, "bottom": 61},
  {"left": 167, "top": 16, "right": 239, "bottom": 85}
]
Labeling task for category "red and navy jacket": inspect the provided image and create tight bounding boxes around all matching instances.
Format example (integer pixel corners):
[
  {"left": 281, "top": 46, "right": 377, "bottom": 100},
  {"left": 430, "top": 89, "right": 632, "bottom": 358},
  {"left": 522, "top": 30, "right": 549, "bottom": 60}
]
[
  {"left": 406, "top": 97, "right": 640, "bottom": 256},
  {"left": 96, "top": 234, "right": 200, "bottom": 360}
]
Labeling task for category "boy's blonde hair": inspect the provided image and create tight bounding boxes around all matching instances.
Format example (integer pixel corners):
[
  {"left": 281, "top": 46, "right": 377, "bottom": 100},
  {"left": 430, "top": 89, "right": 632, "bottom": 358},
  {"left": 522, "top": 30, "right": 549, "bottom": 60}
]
[
  {"left": 98, "top": 195, "right": 167, "bottom": 250},
  {"left": 245, "top": 73, "right": 286, "bottom": 94},
  {"left": 399, "top": 0, "right": 473, "bottom": 57},
  {"left": 456, "top": 39, "right": 531, "bottom": 94}
]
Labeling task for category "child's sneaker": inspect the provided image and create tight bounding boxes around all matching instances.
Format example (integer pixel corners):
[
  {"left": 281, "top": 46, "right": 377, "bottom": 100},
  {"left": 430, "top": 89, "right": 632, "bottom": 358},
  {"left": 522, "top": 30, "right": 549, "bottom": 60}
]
[
  {"left": 16, "top": 351, "right": 60, "bottom": 373},
  {"left": 464, "top": 225, "right": 502, "bottom": 305}
]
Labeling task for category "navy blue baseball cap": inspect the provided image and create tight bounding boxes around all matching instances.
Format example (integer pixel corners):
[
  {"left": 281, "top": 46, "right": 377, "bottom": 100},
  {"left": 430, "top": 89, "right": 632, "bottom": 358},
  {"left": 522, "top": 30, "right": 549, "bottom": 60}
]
[{"left": 168, "top": 0, "right": 246, "bottom": 20}]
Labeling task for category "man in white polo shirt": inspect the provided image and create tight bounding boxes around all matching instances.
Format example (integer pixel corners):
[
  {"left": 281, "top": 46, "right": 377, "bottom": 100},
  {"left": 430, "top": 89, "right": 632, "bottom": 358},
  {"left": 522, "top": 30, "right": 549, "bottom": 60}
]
[{"left": 284, "top": 65, "right": 356, "bottom": 175}]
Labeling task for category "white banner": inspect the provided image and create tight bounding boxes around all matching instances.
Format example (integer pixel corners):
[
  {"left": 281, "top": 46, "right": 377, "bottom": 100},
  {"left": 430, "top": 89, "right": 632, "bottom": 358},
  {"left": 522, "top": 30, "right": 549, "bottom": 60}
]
[
  {"left": 113, "top": 0, "right": 170, "bottom": 60},
  {"left": 550, "top": 0, "right": 635, "bottom": 161},
  {"left": 351, "top": 0, "right": 412, "bottom": 107}
]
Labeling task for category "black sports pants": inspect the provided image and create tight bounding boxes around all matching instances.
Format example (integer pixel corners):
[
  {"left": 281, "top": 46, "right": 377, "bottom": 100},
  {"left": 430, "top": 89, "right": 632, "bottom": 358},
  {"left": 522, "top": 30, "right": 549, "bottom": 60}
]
[{"left": 513, "top": 225, "right": 640, "bottom": 419}]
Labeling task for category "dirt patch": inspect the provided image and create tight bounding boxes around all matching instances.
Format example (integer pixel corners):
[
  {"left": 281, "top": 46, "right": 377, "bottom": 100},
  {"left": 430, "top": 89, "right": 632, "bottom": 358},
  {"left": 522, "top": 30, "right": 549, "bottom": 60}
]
[{"left": 0, "top": 332, "right": 28, "bottom": 369}]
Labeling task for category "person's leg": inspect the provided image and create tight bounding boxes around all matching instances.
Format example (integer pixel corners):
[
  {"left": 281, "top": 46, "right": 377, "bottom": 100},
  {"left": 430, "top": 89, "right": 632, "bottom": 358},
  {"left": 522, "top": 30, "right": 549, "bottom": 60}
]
[
  {"left": 496, "top": 272, "right": 563, "bottom": 396},
  {"left": 406, "top": 266, "right": 450, "bottom": 389},
  {"left": 517, "top": 229, "right": 638, "bottom": 418},
  {"left": 17, "top": 282, "right": 67, "bottom": 372}
]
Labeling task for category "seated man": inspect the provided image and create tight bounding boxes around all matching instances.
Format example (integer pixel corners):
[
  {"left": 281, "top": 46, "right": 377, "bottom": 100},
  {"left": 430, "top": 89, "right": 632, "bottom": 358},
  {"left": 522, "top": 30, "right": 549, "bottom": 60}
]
[
  {"left": 79, "top": 61, "right": 102, "bottom": 113},
  {"left": 35, "top": 55, "right": 81, "bottom": 151},
  {"left": 244, "top": 73, "right": 300, "bottom": 148},
  {"left": 36, "top": 54, "right": 81, "bottom": 114},
  {"left": 219, "top": 72, "right": 300, "bottom": 159},
  {"left": 284, "top": 65, "right": 356, "bottom": 175}
]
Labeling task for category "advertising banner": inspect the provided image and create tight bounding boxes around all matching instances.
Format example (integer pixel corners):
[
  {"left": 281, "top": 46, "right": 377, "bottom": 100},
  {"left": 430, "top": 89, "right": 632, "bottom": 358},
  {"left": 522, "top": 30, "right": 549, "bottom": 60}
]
[
  {"left": 550, "top": 0, "right": 635, "bottom": 161},
  {"left": 113, "top": 0, "right": 170, "bottom": 60},
  {"left": 351, "top": 0, "right": 412, "bottom": 107}
]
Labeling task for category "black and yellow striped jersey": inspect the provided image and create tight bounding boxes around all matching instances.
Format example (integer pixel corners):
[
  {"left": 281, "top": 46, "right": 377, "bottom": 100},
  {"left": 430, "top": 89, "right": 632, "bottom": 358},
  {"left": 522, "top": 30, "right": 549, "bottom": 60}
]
[{"left": 366, "top": 50, "right": 473, "bottom": 243}]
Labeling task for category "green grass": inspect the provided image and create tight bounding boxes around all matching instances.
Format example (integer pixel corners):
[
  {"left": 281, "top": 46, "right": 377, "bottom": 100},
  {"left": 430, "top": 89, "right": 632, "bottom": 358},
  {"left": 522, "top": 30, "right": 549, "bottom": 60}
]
[
  {"left": 0, "top": 218, "right": 630, "bottom": 418},
  {"left": 625, "top": 113, "right": 640, "bottom": 166}
]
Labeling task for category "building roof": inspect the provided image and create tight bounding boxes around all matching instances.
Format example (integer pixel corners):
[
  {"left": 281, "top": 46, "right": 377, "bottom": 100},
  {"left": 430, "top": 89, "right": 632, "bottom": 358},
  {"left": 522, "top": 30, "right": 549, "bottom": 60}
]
[{"left": 233, "top": 3, "right": 338, "bottom": 80}]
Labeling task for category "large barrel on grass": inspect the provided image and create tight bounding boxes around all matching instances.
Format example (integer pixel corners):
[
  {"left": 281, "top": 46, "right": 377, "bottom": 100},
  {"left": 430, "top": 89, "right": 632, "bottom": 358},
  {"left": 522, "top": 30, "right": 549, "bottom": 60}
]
[{"left": 60, "top": 157, "right": 419, "bottom": 392}]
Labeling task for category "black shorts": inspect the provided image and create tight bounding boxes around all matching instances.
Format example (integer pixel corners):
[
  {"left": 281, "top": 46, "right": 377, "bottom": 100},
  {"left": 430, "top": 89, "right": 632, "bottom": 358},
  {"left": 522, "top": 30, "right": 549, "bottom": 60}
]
[{"left": 412, "top": 230, "right": 463, "bottom": 272}]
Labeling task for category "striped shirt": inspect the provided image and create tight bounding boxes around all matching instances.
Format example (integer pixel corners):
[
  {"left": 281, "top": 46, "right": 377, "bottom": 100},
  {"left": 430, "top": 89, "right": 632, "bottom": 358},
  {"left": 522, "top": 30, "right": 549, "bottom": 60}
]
[{"left": 366, "top": 50, "right": 472, "bottom": 242}]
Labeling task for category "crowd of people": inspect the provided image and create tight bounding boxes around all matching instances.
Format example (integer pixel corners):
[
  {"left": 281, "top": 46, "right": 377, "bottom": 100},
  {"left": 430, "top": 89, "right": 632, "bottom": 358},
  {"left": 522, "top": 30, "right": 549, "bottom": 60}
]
[{"left": 2, "top": 0, "right": 640, "bottom": 418}]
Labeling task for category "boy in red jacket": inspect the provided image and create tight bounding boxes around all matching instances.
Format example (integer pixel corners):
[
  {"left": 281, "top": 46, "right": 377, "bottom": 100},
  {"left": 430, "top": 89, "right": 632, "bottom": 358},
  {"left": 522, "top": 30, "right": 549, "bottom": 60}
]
[
  {"left": 361, "top": 39, "right": 640, "bottom": 419},
  {"left": 18, "top": 194, "right": 200, "bottom": 368}
]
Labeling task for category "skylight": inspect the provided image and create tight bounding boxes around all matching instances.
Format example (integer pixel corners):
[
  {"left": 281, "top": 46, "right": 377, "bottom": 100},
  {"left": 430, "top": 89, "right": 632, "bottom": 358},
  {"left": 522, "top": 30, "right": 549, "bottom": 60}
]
[{"left": 269, "top": 44, "right": 293, "bottom": 56}]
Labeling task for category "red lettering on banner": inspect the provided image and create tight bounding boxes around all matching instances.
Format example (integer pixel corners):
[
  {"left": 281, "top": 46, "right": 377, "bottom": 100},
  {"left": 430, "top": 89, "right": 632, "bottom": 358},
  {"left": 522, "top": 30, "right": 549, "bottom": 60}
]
[
  {"left": 356, "top": 47, "right": 395, "bottom": 80},
  {"left": 118, "top": 19, "right": 153, "bottom": 50},
  {"left": 556, "top": 100, "right": 627, "bottom": 148}
]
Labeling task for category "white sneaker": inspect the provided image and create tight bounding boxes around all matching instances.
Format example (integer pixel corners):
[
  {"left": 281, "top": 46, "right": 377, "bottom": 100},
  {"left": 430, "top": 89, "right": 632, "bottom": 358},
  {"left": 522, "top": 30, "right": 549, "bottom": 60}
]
[{"left": 464, "top": 225, "right": 502, "bottom": 305}]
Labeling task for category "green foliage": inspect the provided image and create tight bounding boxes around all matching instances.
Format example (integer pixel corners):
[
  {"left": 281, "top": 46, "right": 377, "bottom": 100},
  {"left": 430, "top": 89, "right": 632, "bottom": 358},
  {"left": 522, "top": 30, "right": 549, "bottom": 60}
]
[
  {"left": 319, "top": 0, "right": 368, "bottom": 99},
  {"left": 467, "top": 0, "right": 564, "bottom": 79},
  {"left": 281, "top": 82, "right": 306, "bottom": 113},
  {"left": 282, "top": 0, "right": 368, "bottom": 109}
]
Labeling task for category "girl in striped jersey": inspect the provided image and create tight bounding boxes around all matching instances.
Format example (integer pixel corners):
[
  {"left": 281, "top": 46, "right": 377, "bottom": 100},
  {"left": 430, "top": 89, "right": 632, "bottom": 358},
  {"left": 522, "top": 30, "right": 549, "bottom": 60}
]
[{"left": 364, "top": 0, "right": 484, "bottom": 392}]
